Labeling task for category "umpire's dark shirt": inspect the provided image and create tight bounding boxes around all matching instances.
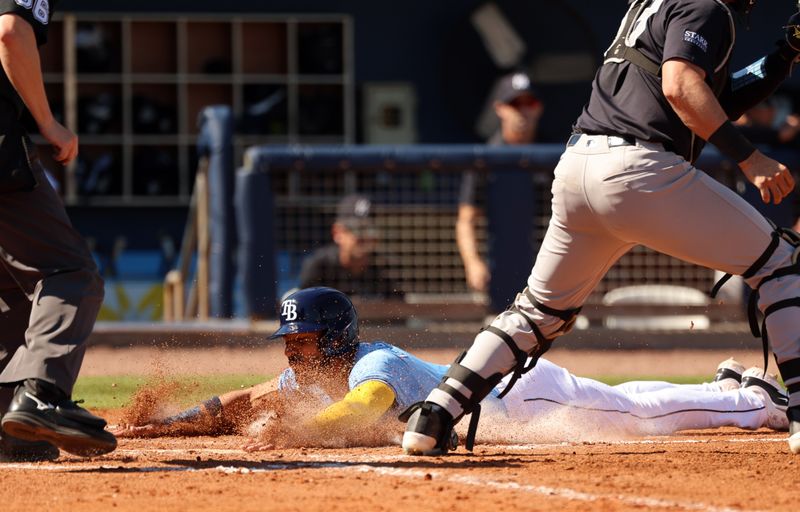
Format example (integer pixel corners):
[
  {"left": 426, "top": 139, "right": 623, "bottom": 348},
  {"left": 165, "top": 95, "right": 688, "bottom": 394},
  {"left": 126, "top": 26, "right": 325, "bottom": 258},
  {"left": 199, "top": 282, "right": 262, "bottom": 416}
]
[
  {"left": 575, "top": 0, "right": 735, "bottom": 163},
  {"left": 0, "top": 0, "right": 54, "bottom": 116},
  {"left": 299, "top": 245, "right": 402, "bottom": 299}
]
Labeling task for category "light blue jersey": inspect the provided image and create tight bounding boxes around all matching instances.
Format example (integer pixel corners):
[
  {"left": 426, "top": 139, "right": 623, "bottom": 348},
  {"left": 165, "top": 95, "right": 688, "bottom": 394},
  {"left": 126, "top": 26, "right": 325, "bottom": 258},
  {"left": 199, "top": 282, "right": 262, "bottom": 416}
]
[{"left": 278, "top": 342, "right": 504, "bottom": 410}]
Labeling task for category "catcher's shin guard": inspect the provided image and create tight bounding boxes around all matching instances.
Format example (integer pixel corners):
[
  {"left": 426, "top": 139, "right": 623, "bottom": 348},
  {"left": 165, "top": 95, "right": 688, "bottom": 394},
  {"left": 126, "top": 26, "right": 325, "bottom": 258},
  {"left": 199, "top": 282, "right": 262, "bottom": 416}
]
[
  {"left": 711, "top": 228, "right": 800, "bottom": 378},
  {"left": 401, "top": 292, "right": 575, "bottom": 456},
  {"left": 400, "top": 402, "right": 459, "bottom": 455},
  {"left": 401, "top": 356, "right": 496, "bottom": 455},
  {"left": 712, "top": 226, "right": 800, "bottom": 454},
  {"left": 788, "top": 406, "right": 800, "bottom": 454}
]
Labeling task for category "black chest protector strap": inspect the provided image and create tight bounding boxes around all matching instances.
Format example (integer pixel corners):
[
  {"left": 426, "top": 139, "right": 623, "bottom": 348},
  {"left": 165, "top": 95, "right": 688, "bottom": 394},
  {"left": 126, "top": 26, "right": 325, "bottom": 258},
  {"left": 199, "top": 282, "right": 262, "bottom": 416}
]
[{"left": 604, "top": 0, "right": 661, "bottom": 77}]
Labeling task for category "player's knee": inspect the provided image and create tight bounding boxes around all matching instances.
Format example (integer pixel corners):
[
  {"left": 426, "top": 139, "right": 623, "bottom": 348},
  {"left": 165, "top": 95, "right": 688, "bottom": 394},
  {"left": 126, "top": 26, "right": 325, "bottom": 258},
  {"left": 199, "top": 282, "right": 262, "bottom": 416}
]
[{"left": 511, "top": 287, "right": 581, "bottom": 340}]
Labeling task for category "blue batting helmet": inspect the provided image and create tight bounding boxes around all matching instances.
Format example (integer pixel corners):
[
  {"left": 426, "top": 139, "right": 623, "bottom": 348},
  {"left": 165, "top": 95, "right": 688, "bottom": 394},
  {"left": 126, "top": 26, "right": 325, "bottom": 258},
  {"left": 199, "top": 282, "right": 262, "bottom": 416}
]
[{"left": 269, "top": 287, "right": 359, "bottom": 359}]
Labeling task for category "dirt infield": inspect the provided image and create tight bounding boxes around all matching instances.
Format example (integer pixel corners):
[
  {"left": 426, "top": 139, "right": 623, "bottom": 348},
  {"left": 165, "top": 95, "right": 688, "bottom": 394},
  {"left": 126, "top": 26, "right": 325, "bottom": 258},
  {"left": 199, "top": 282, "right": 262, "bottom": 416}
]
[
  {"left": 1, "top": 428, "right": 792, "bottom": 512},
  {"left": 2, "top": 346, "right": 786, "bottom": 511}
]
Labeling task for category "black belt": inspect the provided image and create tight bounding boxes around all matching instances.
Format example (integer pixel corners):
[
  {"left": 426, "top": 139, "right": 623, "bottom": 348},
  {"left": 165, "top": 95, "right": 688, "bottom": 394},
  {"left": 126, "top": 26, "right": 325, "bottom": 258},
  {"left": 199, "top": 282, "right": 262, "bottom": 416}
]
[{"left": 567, "top": 133, "right": 636, "bottom": 148}]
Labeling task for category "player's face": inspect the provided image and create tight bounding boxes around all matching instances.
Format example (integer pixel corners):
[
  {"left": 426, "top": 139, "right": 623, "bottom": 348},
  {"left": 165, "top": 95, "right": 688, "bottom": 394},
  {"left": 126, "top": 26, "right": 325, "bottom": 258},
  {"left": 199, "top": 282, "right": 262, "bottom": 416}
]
[
  {"left": 283, "top": 332, "right": 350, "bottom": 391},
  {"left": 333, "top": 224, "right": 378, "bottom": 266},
  {"left": 283, "top": 332, "right": 324, "bottom": 369},
  {"left": 495, "top": 94, "right": 543, "bottom": 145}
]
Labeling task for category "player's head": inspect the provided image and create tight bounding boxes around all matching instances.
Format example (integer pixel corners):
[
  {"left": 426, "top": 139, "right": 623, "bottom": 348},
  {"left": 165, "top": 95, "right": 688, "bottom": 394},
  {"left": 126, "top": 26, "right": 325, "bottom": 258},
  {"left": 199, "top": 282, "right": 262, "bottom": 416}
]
[
  {"left": 270, "top": 287, "right": 359, "bottom": 366},
  {"left": 493, "top": 71, "right": 543, "bottom": 145},
  {"left": 332, "top": 195, "right": 379, "bottom": 268}
]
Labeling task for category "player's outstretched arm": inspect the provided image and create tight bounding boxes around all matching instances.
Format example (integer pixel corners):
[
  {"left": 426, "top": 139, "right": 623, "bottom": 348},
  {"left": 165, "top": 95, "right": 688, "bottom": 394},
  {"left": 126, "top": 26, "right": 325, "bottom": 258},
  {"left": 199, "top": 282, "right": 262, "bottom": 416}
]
[
  {"left": 243, "top": 380, "right": 396, "bottom": 451},
  {"left": 311, "top": 380, "right": 396, "bottom": 431},
  {"left": 113, "top": 384, "right": 272, "bottom": 438}
]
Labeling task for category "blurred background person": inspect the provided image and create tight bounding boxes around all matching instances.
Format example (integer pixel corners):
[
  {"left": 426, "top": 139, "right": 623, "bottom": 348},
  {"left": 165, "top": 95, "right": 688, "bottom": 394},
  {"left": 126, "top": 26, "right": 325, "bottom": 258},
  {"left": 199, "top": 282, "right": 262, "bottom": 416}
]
[
  {"left": 733, "top": 95, "right": 800, "bottom": 233},
  {"left": 457, "top": 71, "right": 543, "bottom": 293},
  {"left": 299, "top": 194, "right": 401, "bottom": 298},
  {"left": 734, "top": 95, "right": 800, "bottom": 149}
]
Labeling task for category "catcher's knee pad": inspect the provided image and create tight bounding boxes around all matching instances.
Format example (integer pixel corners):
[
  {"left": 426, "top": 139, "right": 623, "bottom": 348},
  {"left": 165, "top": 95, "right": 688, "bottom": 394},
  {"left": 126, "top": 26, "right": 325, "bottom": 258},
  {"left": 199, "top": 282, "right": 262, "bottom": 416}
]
[
  {"left": 449, "top": 288, "right": 576, "bottom": 403},
  {"left": 520, "top": 287, "right": 582, "bottom": 338},
  {"left": 713, "top": 226, "right": 800, "bottom": 391},
  {"left": 426, "top": 292, "right": 577, "bottom": 450}
]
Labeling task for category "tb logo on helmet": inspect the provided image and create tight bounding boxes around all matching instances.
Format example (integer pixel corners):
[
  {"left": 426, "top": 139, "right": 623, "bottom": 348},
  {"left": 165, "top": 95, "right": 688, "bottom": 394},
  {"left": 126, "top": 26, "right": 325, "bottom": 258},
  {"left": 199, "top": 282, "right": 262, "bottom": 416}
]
[{"left": 281, "top": 300, "right": 298, "bottom": 321}]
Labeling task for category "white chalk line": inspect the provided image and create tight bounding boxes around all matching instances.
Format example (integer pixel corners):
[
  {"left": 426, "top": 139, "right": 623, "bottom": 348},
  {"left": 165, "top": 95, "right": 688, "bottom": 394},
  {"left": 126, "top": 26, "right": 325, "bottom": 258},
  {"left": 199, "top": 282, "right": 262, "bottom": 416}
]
[
  {"left": 363, "top": 466, "right": 761, "bottom": 512},
  {"left": 209, "top": 464, "right": 759, "bottom": 512},
  {"left": 2, "top": 435, "right": 788, "bottom": 470},
  {"left": 2, "top": 436, "right": 778, "bottom": 512},
  {"left": 499, "top": 436, "right": 787, "bottom": 450}
]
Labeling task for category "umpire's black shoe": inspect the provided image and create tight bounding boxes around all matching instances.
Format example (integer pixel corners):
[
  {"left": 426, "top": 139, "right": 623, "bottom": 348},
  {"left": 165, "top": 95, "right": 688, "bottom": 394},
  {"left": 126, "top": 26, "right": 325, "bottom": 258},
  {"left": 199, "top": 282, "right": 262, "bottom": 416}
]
[
  {"left": 399, "top": 402, "right": 457, "bottom": 456},
  {"left": 1, "top": 381, "right": 116, "bottom": 457},
  {"left": 0, "top": 431, "right": 59, "bottom": 462}
]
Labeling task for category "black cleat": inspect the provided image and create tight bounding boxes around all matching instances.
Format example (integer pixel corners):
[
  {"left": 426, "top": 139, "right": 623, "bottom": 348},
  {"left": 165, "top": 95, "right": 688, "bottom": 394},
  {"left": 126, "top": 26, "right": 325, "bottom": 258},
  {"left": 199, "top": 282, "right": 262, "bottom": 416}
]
[
  {"left": 713, "top": 357, "right": 745, "bottom": 387},
  {"left": 400, "top": 402, "right": 457, "bottom": 456},
  {"left": 1, "top": 383, "right": 116, "bottom": 457},
  {"left": 0, "top": 432, "right": 59, "bottom": 462},
  {"left": 741, "top": 367, "right": 788, "bottom": 431}
]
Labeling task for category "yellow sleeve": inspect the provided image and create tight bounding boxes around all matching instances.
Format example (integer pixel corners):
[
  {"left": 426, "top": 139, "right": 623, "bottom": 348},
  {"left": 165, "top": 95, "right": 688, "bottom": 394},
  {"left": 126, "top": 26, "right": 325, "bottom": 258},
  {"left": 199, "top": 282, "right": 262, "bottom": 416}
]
[{"left": 310, "top": 380, "right": 396, "bottom": 433}]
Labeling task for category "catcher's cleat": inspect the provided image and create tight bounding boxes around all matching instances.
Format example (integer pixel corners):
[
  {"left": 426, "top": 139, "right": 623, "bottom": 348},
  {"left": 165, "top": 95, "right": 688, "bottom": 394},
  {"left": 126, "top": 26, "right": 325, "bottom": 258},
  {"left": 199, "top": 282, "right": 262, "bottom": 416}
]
[
  {"left": 741, "top": 367, "right": 788, "bottom": 431},
  {"left": 1, "top": 382, "right": 116, "bottom": 457},
  {"left": 788, "top": 407, "right": 800, "bottom": 454},
  {"left": 400, "top": 402, "right": 456, "bottom": 456},
  {"left": 714, "top": 357, "right": 745, "bottom": 384},
  {"left": 0, "top": 432, "right": 59, "bottom": 462}
]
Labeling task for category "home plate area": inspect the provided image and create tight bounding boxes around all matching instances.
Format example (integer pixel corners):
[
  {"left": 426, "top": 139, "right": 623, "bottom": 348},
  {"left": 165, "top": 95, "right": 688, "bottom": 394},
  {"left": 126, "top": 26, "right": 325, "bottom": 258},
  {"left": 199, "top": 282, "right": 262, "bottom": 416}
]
[{"left": 1, "top": 429, "right": 794, "bottom": 512}]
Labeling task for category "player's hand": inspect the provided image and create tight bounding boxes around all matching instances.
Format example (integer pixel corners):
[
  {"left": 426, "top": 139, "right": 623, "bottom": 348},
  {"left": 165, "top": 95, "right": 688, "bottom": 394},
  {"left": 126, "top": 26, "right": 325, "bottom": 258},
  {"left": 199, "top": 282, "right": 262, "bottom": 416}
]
[
  {"left": 38, "top": 117, "right": 78, "bottom": 165},
  {"left": 464, "top": 258, "right": 490, "bottom": 292},
  {"left": 739, "top": 151, "right": 795, "bottom": 205},
  {"left": 242, "top": 439, "right": 276, "bottom": 452},
  {"left": 110, "top": 423, "right": 164, "bottom": 438}
]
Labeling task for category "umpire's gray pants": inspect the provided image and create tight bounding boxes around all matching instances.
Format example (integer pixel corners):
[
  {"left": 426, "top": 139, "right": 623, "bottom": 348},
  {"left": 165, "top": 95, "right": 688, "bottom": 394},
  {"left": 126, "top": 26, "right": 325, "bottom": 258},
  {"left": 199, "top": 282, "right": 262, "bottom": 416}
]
[
  {"left": 431, "top": 134, "right": 800, "bottom": 418},
  {"left": 0, "top": 163, "right": 103, "bottom": 406}
]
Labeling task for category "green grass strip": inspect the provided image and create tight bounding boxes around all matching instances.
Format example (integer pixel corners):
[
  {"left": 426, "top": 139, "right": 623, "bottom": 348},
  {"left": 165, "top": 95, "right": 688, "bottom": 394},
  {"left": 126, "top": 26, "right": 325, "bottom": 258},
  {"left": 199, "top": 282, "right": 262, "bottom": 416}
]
[
  {"left": 75, "top": 374, "right": 713, "bottom": 411},
  {"left": 73, "top": 374, "right": 271, "bottom": 410},
  {"left": 593, "top": 375, "right": 706, "bottom": 386}
]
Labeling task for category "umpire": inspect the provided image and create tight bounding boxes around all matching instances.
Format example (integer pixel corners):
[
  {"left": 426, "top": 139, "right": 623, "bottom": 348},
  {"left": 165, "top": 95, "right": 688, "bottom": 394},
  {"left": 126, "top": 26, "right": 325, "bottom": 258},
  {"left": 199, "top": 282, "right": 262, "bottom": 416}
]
[
  {"left": 0, "top": 1, "right": 116, "bottom": 460},
  {"left": 403, "top": 0, "right": 800, "bottom": 456}
]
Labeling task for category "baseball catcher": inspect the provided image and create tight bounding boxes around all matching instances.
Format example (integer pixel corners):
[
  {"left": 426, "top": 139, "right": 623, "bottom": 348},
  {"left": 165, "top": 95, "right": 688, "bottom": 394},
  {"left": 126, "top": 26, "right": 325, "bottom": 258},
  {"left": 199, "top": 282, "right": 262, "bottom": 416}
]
[{"left": 402, "top": 0, "right": 800, "bottom": 456}]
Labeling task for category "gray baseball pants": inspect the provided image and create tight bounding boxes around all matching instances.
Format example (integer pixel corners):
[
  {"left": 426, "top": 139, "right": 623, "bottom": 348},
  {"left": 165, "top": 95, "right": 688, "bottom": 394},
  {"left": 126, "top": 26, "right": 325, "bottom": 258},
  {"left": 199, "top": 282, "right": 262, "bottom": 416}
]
[
  {"left": 429, "top": 134, "right": 800, "bottom": 419},
  {"left": 0, "top": 161, "right": 104, "bottom": 409}
]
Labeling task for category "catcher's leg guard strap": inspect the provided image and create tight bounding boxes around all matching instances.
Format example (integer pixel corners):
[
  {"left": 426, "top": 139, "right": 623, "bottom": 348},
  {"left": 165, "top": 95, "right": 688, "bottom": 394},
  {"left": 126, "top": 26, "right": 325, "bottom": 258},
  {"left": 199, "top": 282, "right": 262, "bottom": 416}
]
[
  {"left": 438, "top": 362, "right": 492, "bottom": 451},
  {"left": 489, "top": 307, "right": 554, "bottom": 398},
  {"left": 746, "top": 228, "right": 800, "bottom": 375},
  {"left": 524, "top": 288, "right": 581, "bottom": 334},
  {"left": 779, "top": 358, "right": 800, "bottom": 396},
  {"left": 710, "top": 231, "right": 780, "bottom": 298},
  {"left": 440, "top": 360, "right": 504, "bottom": 415}
]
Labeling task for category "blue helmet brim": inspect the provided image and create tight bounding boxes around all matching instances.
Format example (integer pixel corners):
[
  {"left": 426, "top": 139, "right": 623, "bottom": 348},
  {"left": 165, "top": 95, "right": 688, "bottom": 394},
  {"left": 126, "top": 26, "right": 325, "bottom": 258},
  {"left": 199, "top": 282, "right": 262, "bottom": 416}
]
[{"left": 268, "top": 321, "right": 324, "bottom": 340}]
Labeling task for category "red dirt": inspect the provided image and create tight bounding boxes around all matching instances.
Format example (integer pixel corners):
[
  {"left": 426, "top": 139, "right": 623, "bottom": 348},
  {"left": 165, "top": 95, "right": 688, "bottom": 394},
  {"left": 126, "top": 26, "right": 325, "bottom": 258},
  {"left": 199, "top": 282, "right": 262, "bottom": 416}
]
[
  {"left": 6, "top": 346, "right": 781, "bottom": 511},
  {"left": 1, "top": 428, "right": 791, "bottom": 512}
]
